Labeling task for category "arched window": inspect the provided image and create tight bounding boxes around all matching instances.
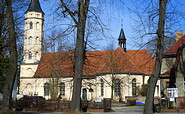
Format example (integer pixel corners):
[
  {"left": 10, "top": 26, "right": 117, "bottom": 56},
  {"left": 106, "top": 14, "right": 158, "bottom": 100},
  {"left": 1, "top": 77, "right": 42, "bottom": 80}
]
[
  {"left": 29, "top": 36, "right": 32, "bottom": 44},
  {"left": 28, "top": 52, "right": 32, "bottom": 59},
  {"left": 82, "top": 88, "right": 87, "bottom": 100},
  {"left": 27, "top": 68, "right": 32, "bottom": 75},
  {"left": 132, "top": 79, "right": 136, "bottom": 96},
  {"left": 100, "top": 79, "right": 104, "bottom": 96},
  {"left": 60, "top": 83, "right": 65, "bottom": 96},
  {"left": 26, "top": 83, "right": 32, "bottom": 95},
  {"left": 29, "top": 22, "right": 33, "bottom": 29},
  {"left": 114, "top": 79, "right": 120, "bottom": 96},
  {"left": 35, "top": 52, "right": 38, "bottom": 60},
  {"left": 44, "top": 83, "right": 49, "bottom": 96},
  {"left": 36, "top": 37, "right": 39, "bottom": 44},
  {"left": 26, "top": 83, "right": 32, "bottom": 89},
  {"left": 36, "top": 22, "right": 39, "bottom": 30}
]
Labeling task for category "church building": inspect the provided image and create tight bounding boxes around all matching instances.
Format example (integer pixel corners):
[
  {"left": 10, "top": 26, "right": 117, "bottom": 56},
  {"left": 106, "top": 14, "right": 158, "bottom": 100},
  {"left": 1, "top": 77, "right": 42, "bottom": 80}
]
[{"left": 19, "top": 0, "right": 159, "bottom": 102}]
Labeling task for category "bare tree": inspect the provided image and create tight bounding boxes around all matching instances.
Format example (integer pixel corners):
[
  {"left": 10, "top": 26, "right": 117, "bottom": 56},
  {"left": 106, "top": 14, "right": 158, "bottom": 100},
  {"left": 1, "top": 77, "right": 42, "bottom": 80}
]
[
  {"left": 59, "top": 0, "right": 90, "bottom": 111},
  {"left": 143, "top": 0, "right": 167, "bottom": 114},
  {"left": 2, "top": 0, "right": 18, "bottom": 110}
]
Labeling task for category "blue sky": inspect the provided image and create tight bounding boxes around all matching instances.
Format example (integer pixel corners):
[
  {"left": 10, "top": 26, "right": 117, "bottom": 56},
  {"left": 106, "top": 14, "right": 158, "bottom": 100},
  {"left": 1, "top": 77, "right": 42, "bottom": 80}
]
[
  {"left": 38, "top": 0, "right": 185, "bottom": 51},
  {"left": 38, "top": 0, "right": 139, "bottom": 51}
]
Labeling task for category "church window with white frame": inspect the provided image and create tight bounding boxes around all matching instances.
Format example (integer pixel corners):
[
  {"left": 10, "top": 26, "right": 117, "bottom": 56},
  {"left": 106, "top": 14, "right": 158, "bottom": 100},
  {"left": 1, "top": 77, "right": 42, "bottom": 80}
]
[
  {"left": 44, "top": 83, "right": 49, "bottom": 96},
  {"left": 60, "top": 82, "right": 65, "bottom": 96},
  {"left": 132, "top": 78, "right": 136, "bottom": 96},
  {"left": 114, "top": 79, "right": 120, "bottom": 96}
]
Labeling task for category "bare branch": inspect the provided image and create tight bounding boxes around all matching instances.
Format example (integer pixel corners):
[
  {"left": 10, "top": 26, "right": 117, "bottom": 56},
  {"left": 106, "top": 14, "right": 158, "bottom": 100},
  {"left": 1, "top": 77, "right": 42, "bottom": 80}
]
[{"left": 60, "top": 0, "right": 78, "bottom": 25}]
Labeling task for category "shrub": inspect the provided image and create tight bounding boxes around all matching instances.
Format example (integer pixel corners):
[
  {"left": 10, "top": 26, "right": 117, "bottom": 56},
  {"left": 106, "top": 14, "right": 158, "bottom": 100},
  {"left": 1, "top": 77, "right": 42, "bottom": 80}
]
[{"left": 137, "top": 84, "right": 148, "bottom": 96}]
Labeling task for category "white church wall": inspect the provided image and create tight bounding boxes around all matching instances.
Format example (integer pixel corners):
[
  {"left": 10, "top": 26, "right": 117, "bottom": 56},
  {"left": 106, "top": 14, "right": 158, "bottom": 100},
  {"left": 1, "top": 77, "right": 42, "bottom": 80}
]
[
  {"left": 20, "top": 64, "right": 38, "bottom": 78},
  {"left": 19, "top": 73, "right": 160, "bottom": 102},
  {"left": 19, "top": 78, "right": 35, "bottom": 95}
]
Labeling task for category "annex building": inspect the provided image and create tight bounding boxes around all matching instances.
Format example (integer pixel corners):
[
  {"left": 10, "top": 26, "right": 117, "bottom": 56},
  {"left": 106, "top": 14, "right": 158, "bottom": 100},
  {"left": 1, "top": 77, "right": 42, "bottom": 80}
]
[
  {"left": 19, "top": 0, "right": 159, "bottom": 101},
  {"left": 161, "top": 31, "right": 185, "bottom": 106}
]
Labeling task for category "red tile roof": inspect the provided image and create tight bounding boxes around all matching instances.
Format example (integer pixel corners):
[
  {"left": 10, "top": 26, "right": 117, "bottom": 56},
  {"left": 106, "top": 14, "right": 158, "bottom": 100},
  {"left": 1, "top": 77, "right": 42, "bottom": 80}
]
[
  {"left": 164, "top": 35, "right": 185, "bottom": 55},
  {"left": 34, "top": 47, "right": 155, "bottom": 78}
]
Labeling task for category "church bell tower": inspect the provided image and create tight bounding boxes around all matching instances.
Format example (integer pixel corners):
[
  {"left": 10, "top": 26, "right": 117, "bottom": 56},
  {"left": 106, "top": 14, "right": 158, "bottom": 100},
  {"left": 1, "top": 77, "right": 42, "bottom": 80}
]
[
  {"left": 118, "top": 28, "right": 126, "bottom": 52},
  {"left": 23, "top": 0, "right": 44, "bottom": 64},
  {"left": 19, "top": 0, "right": 44, "bottom": 96}
]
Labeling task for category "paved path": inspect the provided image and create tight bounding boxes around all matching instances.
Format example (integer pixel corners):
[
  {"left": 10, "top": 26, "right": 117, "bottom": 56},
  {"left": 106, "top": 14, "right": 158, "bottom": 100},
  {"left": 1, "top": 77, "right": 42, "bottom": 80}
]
[{"left": 21, "top": 106, "right": 185, "bottom": 114}]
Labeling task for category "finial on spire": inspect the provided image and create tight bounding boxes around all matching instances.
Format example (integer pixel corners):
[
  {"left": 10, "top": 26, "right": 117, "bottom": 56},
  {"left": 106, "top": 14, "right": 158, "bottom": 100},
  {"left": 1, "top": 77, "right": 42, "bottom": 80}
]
[{"left": 121, "top": 19, "right": 123, "bottom": 28}]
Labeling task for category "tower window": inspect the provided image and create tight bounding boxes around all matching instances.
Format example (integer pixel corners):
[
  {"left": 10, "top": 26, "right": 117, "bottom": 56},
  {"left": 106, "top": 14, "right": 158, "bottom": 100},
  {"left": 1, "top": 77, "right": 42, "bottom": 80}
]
[
  {"left": 36, "top": 22, "right": 39, "bottom": 30},
  {"left": 27, "top": 68, "right": 32, "bottom": 75},
  {"left": 44, "top": 83, "right": 49, "bottom": 96},
  {"left": 29, "top": 22, "right": 33, "bottom": 29},
  {"left": 60, "top": 83, "right": 65, "bottom": 96},
  {"left": 36, "top": 37, "right": 39, "bottom": 44},
  {"left": 36, "top": 14, "right": 40, "bottom": 17},
  {"left": 29, "top": 36, "right": 32, "bottom": 44},
  {"left": 132, "top": 79, "right": 136, "bottom": 96},
  {"left": 28, "top": 52, "right": 32, "bottom": 60}
]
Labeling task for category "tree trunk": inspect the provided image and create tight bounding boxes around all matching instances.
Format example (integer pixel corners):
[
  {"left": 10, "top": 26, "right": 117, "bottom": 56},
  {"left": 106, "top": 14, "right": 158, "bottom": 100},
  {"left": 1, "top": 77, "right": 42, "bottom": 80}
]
[
  {"left": 143, "top": 0, "right": 167, "bottom": 114},
  {"left": 2, "top": 0, "right": 17, "bottom": 111},
  {"left": 71, "top": 0, "right": 90, "bottom": 112},
  {"left": 111, "top": 75, "right": 114, "bottom": 100}
]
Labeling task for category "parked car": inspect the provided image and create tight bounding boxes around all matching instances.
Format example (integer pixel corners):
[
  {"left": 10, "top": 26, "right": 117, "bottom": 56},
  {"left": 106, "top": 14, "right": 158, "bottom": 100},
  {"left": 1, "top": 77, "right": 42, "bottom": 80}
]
[{"left": 16, "top": 96, "right": 45, "bottom": 111}]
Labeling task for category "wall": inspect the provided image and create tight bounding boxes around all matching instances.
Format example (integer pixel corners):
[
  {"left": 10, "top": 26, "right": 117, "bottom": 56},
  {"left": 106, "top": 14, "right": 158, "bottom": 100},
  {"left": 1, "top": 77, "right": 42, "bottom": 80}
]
[
  {"left": 19, "top": 73, "right": 160, "bottom": 102},
  {"left": 176, "top": 48, "right": 185, "bottom": 96}
]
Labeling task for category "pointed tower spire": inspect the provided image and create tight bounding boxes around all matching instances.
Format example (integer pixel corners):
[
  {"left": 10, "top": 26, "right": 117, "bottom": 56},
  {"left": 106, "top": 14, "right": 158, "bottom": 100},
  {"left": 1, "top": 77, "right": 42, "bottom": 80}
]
[
  {"left": 118, "top": 28, "right": 126, "bottom": 52},
  {"left": 26, "top": 0, "right": 44, "bottom": 14}
]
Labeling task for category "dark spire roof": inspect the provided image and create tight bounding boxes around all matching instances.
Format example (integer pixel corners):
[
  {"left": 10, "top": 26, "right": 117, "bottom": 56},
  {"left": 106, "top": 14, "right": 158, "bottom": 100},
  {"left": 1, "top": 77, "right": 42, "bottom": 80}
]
[
  {"left": 118, "top": 28, "right": 126, "bottom": 52},
  {"left": 118, "top": 28, "right": 126, "bottom": 40},
  {"left": 26, "top": 0, "right": 44, "bottom": 14}
]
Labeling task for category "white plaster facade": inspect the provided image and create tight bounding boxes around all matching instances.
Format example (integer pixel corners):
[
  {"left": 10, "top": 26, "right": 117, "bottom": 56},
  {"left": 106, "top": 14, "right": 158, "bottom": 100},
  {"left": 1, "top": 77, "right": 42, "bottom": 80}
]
[{"left": 20, "top": 73, "right": 160, "bottom": 101}]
